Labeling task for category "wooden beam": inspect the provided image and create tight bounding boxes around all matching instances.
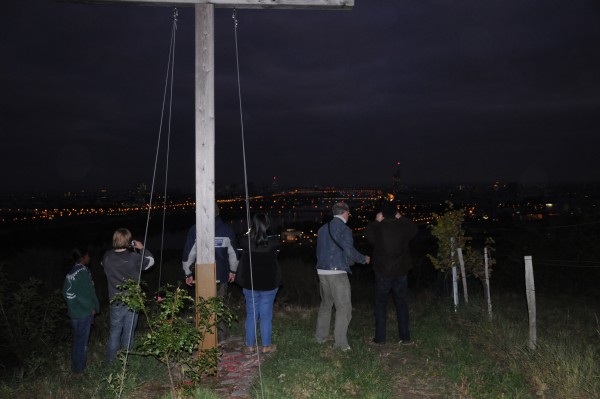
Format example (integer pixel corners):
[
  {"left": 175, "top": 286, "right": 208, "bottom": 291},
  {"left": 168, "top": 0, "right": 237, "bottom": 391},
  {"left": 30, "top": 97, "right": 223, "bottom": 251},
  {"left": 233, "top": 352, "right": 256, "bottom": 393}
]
[
  {"left": 59, "top": 0, "right": 354, "bottom": 9},
  {"left": 195, "top": 3, "right": 215, "bottom": 268},
  {"left": 195, "top": 4, "right": 218, "bottom": 349}
]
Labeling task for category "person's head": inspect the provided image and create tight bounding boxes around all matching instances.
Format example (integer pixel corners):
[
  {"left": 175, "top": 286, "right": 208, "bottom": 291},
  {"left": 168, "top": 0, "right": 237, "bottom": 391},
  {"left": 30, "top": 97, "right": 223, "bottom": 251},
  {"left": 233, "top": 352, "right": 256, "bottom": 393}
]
[
  {"left": 251, "top": 213, "right": 270, "bottom": 246},
  {"left": 381, "top": 202, "right": 398, "bottom": 219},
  {"left": 112, "top": 228, "right": 132, "bottom": 249},
  {"left": 332, "top": 202, "right": 351, "bottom": 221},
  {"left": 72, "top": 247, "right": 91, "bottom": 265}
]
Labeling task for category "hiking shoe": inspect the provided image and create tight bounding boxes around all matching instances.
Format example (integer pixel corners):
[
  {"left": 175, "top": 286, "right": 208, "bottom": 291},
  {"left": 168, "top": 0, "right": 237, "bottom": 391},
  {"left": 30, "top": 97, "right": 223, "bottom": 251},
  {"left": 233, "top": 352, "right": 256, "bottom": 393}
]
[
  {"left": 370, "top": 338, "right": 385, "bottom": 345},
  {"left": 399, "top": 340, "right": 415, "bottom": 346},
  {"left": 316, "top": 336, "right": 331, "bottom": 344},
  {"left": 340, "top": 345, "right": 352, "bottom": 352},
  {"left": 261, "top": 344, "right": 277, "bottom": 354},
  {"left": 243, "top": 346, "right": 256, "bottom": 354}
]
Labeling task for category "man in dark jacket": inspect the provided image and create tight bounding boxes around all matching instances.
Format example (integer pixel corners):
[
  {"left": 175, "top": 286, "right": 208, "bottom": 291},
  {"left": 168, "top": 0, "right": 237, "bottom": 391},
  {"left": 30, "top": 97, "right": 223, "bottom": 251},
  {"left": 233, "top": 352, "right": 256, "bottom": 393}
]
[
  {"left": 365, "top": 202, "right": 418, "bottom": 345},
  {"left": 182, "top": 203, "right": 238, "bottom": 340}
]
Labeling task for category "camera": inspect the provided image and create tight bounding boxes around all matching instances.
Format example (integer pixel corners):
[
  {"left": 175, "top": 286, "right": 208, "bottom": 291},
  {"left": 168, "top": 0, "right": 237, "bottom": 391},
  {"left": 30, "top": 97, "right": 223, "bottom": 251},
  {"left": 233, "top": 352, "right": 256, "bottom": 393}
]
[{"left": 129, "top": 240, "right": 136, "bottom": 249}]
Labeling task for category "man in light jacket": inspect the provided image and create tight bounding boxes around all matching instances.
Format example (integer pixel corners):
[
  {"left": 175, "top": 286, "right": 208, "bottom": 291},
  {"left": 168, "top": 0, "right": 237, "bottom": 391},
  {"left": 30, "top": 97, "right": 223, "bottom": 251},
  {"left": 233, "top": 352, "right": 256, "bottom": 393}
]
[{"left": 315, "top": 202, "right": 370, "bottom": 351}]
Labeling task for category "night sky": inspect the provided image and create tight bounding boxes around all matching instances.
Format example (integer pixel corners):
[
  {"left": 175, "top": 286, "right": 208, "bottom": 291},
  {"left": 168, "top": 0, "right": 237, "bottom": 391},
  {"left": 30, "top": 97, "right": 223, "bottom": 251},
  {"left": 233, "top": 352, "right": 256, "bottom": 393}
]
[{"left": 2, "top": 0, "right": 600, "bottom": 194}]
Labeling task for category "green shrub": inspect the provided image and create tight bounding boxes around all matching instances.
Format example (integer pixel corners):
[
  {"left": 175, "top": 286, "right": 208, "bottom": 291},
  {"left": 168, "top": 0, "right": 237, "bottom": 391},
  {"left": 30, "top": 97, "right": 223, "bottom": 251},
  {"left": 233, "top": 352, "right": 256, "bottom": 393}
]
[
  {"left": 112, "top": 280, "right": 235, "bottom": 398},
  {"left": 0, "top": 265, "right": 66, "bottom": 378}
]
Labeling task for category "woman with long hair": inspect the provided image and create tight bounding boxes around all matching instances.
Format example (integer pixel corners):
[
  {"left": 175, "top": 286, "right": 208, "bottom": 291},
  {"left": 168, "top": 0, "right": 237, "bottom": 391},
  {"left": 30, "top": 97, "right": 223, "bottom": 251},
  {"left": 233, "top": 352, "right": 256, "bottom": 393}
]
[{"left": 236, "top": 213, "right": 281, "bottom": 354}]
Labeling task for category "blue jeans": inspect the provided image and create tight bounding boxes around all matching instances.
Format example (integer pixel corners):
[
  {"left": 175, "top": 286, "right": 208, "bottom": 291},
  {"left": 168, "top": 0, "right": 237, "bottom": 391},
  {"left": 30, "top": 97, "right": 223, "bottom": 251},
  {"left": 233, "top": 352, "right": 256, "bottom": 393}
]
[
  {"left": 374, "top": 274, "right": 410, "bottom": 343},
  {"left": 107, "top": 303, "right": 139, "bottom": 363},
  {"left": 243, "top": 288, "right": 278, "bottom": 347},
  {"left": 70, "top": 314, "right": 93, "bottom": 373},
  {"left": 315, "top": 273, "right": 352, "bottom": 349}
]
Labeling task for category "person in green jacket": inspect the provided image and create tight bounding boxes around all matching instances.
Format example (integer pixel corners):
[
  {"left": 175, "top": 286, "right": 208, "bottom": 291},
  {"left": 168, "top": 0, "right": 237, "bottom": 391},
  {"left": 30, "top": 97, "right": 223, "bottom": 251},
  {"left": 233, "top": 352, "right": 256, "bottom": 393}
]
[{"left": 63, "top": 247, "right": 100, "bottom": 374}]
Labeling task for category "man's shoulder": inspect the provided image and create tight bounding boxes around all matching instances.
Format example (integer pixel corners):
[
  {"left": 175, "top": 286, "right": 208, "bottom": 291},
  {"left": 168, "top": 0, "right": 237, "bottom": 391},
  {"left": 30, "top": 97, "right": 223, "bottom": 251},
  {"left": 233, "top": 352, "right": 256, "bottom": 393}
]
[
  {"left": 216, "top": 217, "right": 234, "bottom": 231},
  {"left": 330, "top": 217, "right": 346, "bottom": 227},
  {"left": 186, "top": 225, "right": 196, "bottom": 238},
  {"left": 398, "top": 217, "right": 417, "bottom": 229},
  {"left": 103, "top": 249, "right": 131, "bottom": 261}
]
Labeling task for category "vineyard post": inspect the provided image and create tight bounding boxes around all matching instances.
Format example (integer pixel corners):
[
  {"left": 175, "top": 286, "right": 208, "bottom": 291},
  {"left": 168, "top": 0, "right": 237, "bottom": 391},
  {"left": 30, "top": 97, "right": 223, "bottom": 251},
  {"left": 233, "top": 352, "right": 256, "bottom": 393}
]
[
  {"left": 524, "top": 255, "right": 537, "bottom": 349},
  {"left": 484, "top": 247, "right": 492, "bottom": 319},
  {"left": 457, "top": 247, "right": 468, "bottom": 303},
  {"left": 451, "top": 237, "right": 458, "bottom": 311}
]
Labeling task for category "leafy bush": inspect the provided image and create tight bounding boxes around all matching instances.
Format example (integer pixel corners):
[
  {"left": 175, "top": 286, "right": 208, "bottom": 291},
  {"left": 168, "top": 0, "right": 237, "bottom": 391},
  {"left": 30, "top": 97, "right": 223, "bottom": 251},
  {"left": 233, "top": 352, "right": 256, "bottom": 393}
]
[
  {"left": 113, "top": 280, "right": 234, "bottom": 397},
  {"left": 0, "top": 264, "right": 66, "bottom": 378},
  {"left": 427, "top": 203, "right": 495, "bottom": 279}
]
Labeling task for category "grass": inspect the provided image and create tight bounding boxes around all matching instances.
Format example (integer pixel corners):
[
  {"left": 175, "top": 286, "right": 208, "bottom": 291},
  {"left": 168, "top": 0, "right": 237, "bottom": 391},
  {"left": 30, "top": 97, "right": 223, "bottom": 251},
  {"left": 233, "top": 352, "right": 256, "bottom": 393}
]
[
  {"left": 1, "top": 282, "right": 598, "bottom": 399},
  {"left": 250, "top": 304, "right": 393, "bottom": 398}
]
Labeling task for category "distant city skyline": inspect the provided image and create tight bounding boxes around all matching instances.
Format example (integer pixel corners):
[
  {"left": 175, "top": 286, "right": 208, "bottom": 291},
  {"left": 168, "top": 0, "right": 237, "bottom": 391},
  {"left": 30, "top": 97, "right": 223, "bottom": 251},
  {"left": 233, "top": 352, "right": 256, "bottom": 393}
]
[{"left": 2, "top": 1, "right": 600, "bottom": 193}]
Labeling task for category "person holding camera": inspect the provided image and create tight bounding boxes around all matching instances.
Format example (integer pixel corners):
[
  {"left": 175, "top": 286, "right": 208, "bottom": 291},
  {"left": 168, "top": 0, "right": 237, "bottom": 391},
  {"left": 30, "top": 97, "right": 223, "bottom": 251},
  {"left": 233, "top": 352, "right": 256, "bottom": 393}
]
[{"left": 102, "top": 228, "right": 154, "bottom": 364}]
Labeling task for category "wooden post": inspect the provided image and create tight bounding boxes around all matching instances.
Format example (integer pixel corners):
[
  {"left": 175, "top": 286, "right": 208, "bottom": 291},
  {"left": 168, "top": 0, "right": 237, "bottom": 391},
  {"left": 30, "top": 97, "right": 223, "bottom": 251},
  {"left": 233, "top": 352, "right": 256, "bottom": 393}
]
[
  {"left": 451, "top": 237, "right": 458, "bottom": 311},
  {"left": 457, "top": 247, "right": 468, "bottom": 304},
  {"left": 194, "top": 3, "right": 218, "bottom": 349},
  {"left": 524, "top": 255, "right": 536, "bottom": 349},
  {"left": 483, "top": 247, "right": 492, "bottom": 319}
]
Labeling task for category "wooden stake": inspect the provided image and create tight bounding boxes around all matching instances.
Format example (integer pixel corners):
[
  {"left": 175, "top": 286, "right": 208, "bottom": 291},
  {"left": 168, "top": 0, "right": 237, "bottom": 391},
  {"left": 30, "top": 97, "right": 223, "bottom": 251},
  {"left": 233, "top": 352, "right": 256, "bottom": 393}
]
[
  {"left": 524, "top": 255, "right": 536, "bottom": 349},
  {"left": 451, "top": 238, "right": 458, "bottom": 311},
  {"left": 457, "top": 247, "right": 468, "bottom": 303},
  {"left": 483, "top": 247, "right": 492, "bottom": 319}
]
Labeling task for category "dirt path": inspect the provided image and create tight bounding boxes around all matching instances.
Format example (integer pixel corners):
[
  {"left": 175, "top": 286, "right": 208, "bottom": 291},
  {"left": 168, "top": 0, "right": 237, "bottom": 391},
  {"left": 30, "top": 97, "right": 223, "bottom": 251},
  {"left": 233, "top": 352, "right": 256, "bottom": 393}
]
[{"left": 202, "top": 336, "right": 271, "bottom": 398}]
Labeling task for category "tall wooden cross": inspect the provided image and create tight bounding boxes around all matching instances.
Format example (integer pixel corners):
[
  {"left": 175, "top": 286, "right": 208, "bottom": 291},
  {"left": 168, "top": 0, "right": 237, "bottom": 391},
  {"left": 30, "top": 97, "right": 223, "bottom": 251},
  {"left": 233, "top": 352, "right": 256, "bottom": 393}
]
[{"left": 69, "top": 0, "right": 354, "bottom": 349}]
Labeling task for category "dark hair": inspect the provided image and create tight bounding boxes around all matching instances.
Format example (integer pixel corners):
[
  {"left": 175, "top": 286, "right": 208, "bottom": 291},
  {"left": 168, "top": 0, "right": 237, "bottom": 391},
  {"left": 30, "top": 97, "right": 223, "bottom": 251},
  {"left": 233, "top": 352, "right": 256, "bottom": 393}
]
[
  {"left": 250, "top": 213, "right": 270, "bottom": 248},
  {"left": 381, "top": 202, "right": 398, "bottom": 219},
  {"left": 71, "top": 247, "right": 89, "bottom": 264}
]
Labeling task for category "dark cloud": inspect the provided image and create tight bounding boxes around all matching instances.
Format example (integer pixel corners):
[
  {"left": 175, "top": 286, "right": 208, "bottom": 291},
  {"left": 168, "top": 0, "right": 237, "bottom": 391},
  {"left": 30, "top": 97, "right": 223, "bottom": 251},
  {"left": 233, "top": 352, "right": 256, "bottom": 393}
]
[{"left": 1, "top": 0, "right": 600, "bottom": 193}]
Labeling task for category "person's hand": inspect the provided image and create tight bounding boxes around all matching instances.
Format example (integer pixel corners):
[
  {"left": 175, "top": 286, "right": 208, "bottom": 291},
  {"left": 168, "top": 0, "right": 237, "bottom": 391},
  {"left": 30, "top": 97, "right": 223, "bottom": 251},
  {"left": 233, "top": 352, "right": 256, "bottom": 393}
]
[
  {"left": 133, "top": 240, "right": 144, "bottom": 250},
  {"left": 395, "top": 212, "right": 401, "bottom": 219},
  {"left": 365, "top": 255, "right": 371, "bottom": 264},
  {"left": 185, "top": 276, "right": 194, "bottom": 286},
  {"left": 228, "top": 272, "right": 236, "bottom": 283},
  {"left": 375, "top": 212, "right": 383, "bottom": 222}
]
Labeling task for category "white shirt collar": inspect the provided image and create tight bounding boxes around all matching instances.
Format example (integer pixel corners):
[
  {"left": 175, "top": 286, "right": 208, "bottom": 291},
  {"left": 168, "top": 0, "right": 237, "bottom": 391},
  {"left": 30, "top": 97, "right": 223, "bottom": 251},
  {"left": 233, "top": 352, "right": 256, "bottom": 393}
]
[{"left": 334, "top": 214, "right": 347, "bottom": 224}]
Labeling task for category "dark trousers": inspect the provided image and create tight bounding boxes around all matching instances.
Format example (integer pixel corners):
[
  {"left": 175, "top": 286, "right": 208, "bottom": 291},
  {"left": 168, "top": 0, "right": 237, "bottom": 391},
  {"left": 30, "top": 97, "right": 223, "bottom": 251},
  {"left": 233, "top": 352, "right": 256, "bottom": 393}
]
[
  {"left": 70, "top": 314, "right": 93, "bottom": 373},
  {"left": 374, "top": 274, "right": 410, "bottom": 343}
]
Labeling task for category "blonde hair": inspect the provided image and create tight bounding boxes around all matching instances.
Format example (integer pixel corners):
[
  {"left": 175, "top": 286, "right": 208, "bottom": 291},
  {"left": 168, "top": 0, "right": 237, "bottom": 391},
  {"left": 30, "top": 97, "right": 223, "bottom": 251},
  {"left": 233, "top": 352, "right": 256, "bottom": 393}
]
[{"left": 112, "top": 228, "right": 132, "bottom": 249}]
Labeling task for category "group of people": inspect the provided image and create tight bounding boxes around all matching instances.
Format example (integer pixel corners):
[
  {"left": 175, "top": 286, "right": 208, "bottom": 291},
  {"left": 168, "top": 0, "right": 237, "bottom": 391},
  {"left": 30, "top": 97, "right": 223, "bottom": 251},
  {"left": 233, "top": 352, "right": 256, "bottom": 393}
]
[
  {"left": 182, "top": 204, "right": 281, "bottom": 354},
  {"left": 63, "top": 228, "right": 155, "bottom": 374},
  {"left": 315, "top": 201, "right": 417, "bottom": 351},
  {"left": 62, "top": 201, "right": 417, "bottom": 374}
]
